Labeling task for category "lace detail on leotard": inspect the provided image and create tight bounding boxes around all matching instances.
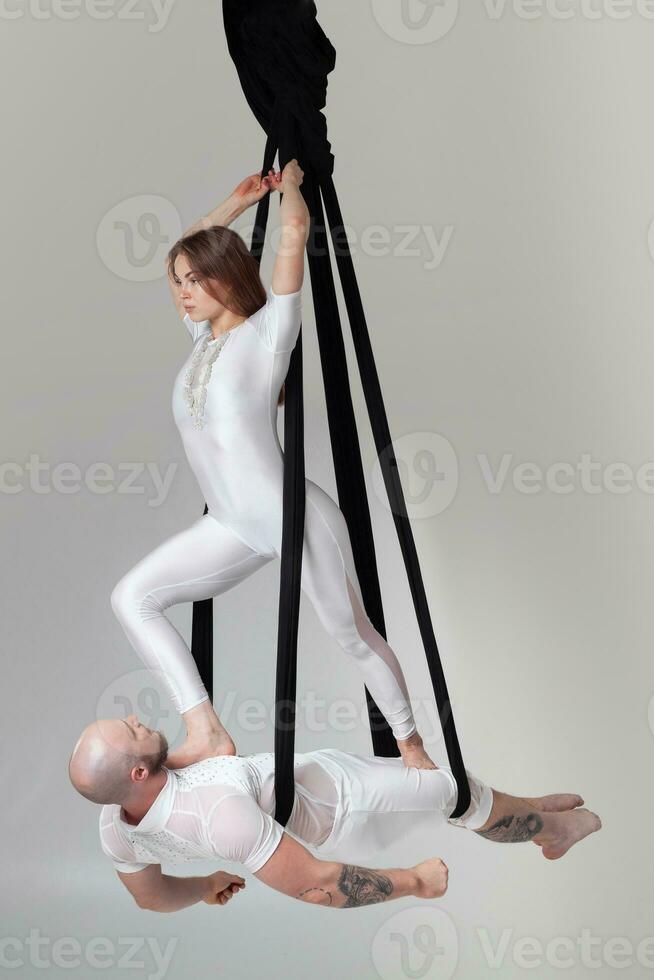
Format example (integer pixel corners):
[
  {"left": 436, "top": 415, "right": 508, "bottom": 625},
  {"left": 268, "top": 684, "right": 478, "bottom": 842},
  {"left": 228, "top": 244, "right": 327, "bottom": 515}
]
[{"left": 184, "top": 331, "right": 232, "bottom": 430}]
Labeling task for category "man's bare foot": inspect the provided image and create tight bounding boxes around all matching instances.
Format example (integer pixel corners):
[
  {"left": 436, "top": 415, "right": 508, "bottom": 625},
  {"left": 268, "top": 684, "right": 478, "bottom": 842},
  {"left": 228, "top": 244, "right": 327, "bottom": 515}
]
[
  {"left": 532, "top": 808, "right": 602, "bottom": 860},
  {"left": 397, "top": 732, "right": 438, "bottom": 771},
  {"left": 475, "top": 786, "right": 601, "bottom": 859},
  {"left": 166, "top": 730, "right": 237, "bottom": 770},
  {"left": 478, "top": 803, "right": 601, "bottom": 859}
]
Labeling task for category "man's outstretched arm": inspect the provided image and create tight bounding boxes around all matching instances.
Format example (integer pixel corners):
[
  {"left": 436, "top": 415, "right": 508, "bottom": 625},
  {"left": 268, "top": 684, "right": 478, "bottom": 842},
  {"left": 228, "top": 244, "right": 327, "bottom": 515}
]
[
  {"left": 115, "top": 839, "right": 447, "bottom": 913},
  {"left": 254, "top": 834, "right": 448, "bottom": 909}
]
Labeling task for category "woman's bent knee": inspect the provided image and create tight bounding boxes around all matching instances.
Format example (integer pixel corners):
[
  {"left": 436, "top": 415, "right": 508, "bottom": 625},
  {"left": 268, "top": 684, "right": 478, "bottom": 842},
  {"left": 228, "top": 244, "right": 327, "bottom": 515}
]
[
  {"left": 111, "top": 566, "right": 178, "bottom": 624},
  {"left": 110, "top": 571, "right": 154, "bottom": 623},
  {"left": 110, "top": 573, "right": 134, "bottom": 621}
]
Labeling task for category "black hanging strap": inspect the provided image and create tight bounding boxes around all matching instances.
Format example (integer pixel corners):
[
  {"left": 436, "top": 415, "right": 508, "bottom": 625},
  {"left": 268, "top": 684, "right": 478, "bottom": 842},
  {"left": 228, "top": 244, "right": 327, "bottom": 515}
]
[{"left": 189, "top": 0, "right": 471, "bottom": 822}]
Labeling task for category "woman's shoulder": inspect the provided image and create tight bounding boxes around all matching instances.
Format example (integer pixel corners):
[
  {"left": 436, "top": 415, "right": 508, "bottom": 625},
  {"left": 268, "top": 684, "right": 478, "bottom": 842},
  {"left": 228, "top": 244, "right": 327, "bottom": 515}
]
[{"left": 248, "top": 285, "right": 303, "bottom": 355}]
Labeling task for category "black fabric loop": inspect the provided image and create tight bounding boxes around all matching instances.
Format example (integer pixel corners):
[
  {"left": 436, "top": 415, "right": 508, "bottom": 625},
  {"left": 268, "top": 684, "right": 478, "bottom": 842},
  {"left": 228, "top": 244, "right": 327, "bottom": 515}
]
[
  {"left": 271, "top": 103, "right": 307, "bottom": 826},
  {"left": 223, "top": 0, "right": 335, "bottom": 176}
]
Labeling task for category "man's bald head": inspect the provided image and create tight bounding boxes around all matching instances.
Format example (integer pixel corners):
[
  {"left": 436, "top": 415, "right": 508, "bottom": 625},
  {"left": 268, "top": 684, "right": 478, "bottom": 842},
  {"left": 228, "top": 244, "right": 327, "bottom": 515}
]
[{"left": 68, "top": 717, "right": 169, "bottom": 805}]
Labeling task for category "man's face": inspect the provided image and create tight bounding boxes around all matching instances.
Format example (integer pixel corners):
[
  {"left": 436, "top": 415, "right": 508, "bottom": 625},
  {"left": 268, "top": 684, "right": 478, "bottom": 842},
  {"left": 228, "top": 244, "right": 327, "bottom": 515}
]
[{"left": 98, "top": 715, "right": 169, "bottom": 770}]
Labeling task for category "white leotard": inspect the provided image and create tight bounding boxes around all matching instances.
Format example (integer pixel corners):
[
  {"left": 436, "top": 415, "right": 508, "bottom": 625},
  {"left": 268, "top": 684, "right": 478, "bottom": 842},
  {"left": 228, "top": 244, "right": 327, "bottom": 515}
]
[
  {"left": 172, "top": 287, "right": 303, "bottom": 556},
  {"left": 98, "top": 750, "right": 492, "bottom": 876},
  {"left": 110, "top": 285, "right": 420, "bottom": 741}
]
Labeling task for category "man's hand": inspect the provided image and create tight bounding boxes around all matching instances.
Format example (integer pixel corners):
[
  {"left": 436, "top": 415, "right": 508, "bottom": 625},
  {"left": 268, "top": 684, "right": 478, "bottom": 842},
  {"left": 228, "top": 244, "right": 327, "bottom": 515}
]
[
  {"left": 412, "top": 858, "right": 449, "bottom": 900},
  {"left": 202, "top": 870, "right": 247, "bottom": 906}
]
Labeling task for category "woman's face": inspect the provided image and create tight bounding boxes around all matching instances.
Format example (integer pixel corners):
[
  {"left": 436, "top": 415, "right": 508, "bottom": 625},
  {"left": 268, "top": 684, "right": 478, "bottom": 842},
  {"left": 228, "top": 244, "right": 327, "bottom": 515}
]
[{"left": 172, "top": 253, "right": 224, "bottom": 322}]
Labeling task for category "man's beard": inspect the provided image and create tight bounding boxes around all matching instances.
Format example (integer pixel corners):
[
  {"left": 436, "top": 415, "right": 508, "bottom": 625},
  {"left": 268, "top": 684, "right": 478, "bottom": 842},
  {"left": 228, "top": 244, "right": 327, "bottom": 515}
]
[
  {"left": 155, "top": 730, "right": 170, "bottom": 767},
  {"left": 144, "top": 730, "right": 170, "bottom": 773}
]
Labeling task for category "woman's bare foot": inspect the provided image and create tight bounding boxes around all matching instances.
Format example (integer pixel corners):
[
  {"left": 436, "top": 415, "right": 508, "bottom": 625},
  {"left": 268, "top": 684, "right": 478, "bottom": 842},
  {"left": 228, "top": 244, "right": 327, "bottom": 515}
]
[
  {"left": 166, "top": 700, "right": 237, "bottom": 770},
  {"left": 397, "top": 732, "right": 438, "bottom": 770},
  {"left": 532, "top": 808, "right": 602, "bottom": 860},
  {"left": 166, "top": 730, "right": 237, "bottom": 769}
]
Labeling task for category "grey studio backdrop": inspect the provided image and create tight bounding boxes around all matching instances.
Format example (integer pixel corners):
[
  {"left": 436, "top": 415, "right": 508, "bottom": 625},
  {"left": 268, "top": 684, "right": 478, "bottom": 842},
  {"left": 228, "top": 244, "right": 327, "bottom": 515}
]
[{"left": 2, "top": 1, "right": 651, "bottom": 978}]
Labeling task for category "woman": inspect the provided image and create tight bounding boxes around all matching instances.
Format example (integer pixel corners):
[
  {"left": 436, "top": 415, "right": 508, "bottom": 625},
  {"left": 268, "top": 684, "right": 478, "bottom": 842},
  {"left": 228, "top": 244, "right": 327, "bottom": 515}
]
[{"left": 110, "top": 159, "right": 436, "bottom": 771}]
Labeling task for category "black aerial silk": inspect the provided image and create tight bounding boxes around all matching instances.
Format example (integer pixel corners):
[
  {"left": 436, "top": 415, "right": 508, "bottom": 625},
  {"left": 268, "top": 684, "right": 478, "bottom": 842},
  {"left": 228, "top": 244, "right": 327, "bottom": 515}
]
[{"left": 190, "top": 0, "right": 471, "bottom": 823}]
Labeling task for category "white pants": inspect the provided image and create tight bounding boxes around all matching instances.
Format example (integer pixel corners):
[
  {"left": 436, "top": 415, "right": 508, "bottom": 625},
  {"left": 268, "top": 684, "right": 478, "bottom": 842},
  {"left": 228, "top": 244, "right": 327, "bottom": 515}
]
[
  {"left": 288, "top": 749, "right": 494, "bottom": 859},
  {"left": 110, "top": 495, "right": 417, "bottom": 740}
]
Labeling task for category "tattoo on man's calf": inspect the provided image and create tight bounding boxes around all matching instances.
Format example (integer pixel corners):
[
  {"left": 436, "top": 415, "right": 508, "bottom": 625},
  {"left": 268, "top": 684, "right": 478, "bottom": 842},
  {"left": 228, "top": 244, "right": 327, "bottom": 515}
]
[{"left": 479, "top": 813, "right": 544, "bottom": 842}]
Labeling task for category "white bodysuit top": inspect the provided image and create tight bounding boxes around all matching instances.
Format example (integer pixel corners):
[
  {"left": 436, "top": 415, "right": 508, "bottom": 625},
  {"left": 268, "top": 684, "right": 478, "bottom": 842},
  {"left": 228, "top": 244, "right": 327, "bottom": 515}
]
[
  {"left": 98, "top": 752, "right": 346, "bottom": 875},
  {"left": 98, "top": 752, "right": 490, "bottom": 875},
  {"left": 171, "top": 287, "right": 303, "bottom": 556}
]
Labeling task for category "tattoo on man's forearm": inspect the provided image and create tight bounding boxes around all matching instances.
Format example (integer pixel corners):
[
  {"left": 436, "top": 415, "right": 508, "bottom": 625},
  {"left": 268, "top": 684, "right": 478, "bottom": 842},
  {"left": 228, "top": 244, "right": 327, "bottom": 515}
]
[
  {"left": 336, "top": 865, "right": 394, "bottom": 907},
  {"left": 479, "top": 813, "right": 543, "bottom": 842}
]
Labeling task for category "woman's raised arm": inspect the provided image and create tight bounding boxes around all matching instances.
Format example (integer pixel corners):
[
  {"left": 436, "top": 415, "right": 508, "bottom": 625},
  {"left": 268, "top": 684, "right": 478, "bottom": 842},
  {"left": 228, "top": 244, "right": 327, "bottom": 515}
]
[
  {"left": 180, "top": 172, "right": 275, "bottom": 239},
  {"left": 168, "top": 171, "right": 279, "bottom": 320},
  {"left": 272, "top": 159, "right": 310, "bottom": 296}
]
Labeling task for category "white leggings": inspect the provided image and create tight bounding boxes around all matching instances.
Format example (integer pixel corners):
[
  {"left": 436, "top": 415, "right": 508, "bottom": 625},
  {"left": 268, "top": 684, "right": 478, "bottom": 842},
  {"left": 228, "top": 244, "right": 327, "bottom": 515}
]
[{"left": 110, "top": 490, "right": 417, "bottom": 741}]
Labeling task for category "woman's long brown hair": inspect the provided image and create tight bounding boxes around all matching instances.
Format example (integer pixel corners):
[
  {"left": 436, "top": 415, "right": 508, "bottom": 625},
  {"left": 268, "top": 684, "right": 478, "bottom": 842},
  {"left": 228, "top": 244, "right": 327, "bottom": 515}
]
[{"left": 167, "top": 226, "right": 285, "bottom": 406}]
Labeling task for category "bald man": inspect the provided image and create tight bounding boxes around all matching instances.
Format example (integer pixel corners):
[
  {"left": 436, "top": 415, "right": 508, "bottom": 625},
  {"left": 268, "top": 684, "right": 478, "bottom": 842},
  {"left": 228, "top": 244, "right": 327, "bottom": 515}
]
[{"left": 68, "top": 715, "right": 601, "bottom": 912}]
